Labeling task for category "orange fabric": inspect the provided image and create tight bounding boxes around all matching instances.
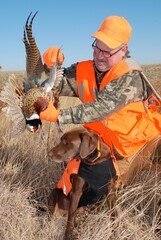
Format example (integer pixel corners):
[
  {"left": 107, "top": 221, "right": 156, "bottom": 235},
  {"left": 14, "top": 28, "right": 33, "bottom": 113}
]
[
  {"left": 39, "top": 101, "right": 60, "bottom": 122},
  {"left": 57, "top": 159, "right": 81, "bottom": 196},
  {"left": 92, "top": 16, "right": 132, "bottom": 49},
  {"left": 76, "top": 60, "right": 161, "bottom": 162},
  {"left": 147, "top": 94, "right": 160, "bottom": 112},
  {"left": 43, "top": 46, "right": 64, "bottom": 68}
]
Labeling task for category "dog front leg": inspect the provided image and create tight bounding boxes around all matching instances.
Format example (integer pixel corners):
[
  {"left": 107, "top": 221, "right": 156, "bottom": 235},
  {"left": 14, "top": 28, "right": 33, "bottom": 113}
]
[
  {"left": 48, "top": 188, "right": 69, "bottom": 218},
  {"left": 65, "top": 175, "right": 88, "bottom": 240},
  {"left": 48, "top": 188, "right": 59, "bottom": 217}
]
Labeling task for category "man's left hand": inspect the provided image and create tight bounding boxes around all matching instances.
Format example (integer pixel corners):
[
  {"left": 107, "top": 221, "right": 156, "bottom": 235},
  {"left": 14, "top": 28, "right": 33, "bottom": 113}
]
[{"left": 39, "top": 101, "right": 60, "bottom": 122}]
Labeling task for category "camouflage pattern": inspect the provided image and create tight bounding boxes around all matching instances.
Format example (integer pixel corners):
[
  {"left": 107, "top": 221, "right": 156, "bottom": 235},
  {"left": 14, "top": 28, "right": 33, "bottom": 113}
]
[{"left": 57, "top": 53, "right": 152, "bottom": 125}]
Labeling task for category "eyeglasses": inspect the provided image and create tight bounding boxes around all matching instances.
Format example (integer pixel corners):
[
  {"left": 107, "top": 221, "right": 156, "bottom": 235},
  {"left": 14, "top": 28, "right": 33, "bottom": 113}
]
[{"left": 92, "top": 40, "right": 123, "bottom": 58}]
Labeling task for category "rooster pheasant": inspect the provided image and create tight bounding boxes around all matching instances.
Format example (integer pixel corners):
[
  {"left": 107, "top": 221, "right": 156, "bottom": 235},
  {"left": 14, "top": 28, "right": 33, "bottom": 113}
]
[{"left": 0, "top": 12, "right": 64, "bottom": 136}]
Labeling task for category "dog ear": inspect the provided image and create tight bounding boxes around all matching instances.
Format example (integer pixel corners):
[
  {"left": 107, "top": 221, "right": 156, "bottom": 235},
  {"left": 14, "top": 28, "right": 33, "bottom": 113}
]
[{"left": 79, "top": 131, "right": 98, "bottom": 159}]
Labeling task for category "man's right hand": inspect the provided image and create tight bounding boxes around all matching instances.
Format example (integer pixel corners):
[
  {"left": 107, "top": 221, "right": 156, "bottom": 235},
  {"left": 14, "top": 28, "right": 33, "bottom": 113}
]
[{"left": 43, "top": 46, "right": 64, "bottom": 69}]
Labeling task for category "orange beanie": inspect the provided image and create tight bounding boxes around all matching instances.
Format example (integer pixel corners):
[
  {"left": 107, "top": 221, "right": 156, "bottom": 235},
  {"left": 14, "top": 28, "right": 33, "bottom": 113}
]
[{"left": 43, "top": 46, "right": 64, "bottom": 68}]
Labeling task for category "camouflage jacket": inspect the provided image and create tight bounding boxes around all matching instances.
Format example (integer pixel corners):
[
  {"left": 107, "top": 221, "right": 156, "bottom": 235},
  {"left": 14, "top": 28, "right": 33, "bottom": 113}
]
[{"left": 57, "top": 52, "right": 152, "bottom": 125}]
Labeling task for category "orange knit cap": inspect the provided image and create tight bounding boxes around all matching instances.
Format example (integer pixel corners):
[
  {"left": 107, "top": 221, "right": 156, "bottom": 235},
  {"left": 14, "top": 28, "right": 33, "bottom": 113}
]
[
  {"left": 43, "top": 46, "right": 64, "bottom": 68},
  {"left": 92, "top": 16, "right": 132, "bottom": 49}
]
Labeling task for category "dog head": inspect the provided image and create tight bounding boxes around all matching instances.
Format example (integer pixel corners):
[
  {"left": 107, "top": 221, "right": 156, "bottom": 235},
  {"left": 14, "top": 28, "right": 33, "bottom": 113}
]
[{"left": 48, "top": 128, "right": 111, "bottom": 164}]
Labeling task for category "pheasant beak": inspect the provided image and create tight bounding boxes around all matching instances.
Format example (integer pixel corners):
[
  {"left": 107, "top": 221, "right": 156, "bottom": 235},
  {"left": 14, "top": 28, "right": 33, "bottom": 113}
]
[{"left": 26, "top": 118, "right": 42, "bottom": 132}]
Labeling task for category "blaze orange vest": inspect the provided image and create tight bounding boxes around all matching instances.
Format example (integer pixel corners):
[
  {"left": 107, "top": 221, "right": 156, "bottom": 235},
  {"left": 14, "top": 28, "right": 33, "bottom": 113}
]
[
  {"left": 76, "top": 59, "right": 161, "bottom": 158},
  {"left": 57, "top": 159, "right": 81, "bottom": 196}
]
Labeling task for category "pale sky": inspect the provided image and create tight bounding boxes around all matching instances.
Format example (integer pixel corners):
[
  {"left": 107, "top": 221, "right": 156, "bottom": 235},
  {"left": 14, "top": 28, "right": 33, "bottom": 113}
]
[{"left": 0, "top": 0, "right": 161, "bottom": 71}]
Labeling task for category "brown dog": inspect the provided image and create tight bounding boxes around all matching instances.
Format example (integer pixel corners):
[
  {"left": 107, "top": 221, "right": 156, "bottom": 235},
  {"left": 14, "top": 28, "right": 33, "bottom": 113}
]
[
  {"left": 48, "top": 127, "right": 161, "bottom": 240},
  {"left": 48, "top": 127, "right": 118, "bottom": 239}
]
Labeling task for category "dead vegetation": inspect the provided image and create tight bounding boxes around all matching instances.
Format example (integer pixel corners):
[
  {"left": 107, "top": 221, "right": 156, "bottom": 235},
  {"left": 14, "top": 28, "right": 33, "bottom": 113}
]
[{"left": 0, "top": 64, "right": 161, "bottom": 240}]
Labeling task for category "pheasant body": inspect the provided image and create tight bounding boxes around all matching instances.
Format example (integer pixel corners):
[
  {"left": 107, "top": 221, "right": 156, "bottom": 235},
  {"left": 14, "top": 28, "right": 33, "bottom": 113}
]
[{"left": 22, "top": 87, "right": 50, "bottom": 119}]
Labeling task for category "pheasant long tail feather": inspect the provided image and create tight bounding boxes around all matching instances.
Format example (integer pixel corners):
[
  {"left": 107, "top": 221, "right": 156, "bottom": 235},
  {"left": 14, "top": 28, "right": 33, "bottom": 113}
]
[{"left": 24, "top": 11, "right": 44, "bottom": 80}]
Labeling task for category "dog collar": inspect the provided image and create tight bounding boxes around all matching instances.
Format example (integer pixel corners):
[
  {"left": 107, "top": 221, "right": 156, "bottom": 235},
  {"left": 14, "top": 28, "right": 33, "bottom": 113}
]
[{"left": 82, "top": 140, "right": 101, "bottom": 163}]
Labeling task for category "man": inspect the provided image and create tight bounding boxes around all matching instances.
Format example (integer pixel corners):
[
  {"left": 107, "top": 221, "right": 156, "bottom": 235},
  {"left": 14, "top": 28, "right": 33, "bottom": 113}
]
[{"left": 40, "top": 15, "right": 161, "bottom": 175}]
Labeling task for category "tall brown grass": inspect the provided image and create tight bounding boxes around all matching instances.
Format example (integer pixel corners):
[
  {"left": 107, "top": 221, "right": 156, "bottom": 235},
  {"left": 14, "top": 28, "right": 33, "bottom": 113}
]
[
  {"left": 0, "top": 112, "right": 161, "bottom": 239},
  {"left": 0, "top": 65, "right": 161, "bottom": 239}
]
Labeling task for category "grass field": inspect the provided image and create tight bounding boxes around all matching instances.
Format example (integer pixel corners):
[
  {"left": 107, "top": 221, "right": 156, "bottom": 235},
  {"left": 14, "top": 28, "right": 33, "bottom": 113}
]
[{"left": 0, "top": 65, "right": 161, "bottom": 239}]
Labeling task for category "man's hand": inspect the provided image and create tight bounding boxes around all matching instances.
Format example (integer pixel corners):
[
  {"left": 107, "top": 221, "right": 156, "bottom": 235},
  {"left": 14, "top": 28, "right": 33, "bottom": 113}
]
[
  {"left": 39, "top": 101, "right": 60, "bottom": 122},
  {"left": 43, "top": 46, "right": 64, "bottom": 69}
]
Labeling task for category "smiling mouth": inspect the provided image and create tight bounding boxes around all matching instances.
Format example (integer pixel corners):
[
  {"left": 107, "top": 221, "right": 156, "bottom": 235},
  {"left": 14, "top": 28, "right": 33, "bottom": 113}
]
[{"left": 26, "top": 119, "right": 42, "bottom": 132}]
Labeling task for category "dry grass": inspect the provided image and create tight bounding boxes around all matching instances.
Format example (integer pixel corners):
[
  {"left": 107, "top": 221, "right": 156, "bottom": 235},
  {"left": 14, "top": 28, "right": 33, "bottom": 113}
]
[{"left": 0, "top": 65, "right": 161, "bottom": 240}]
